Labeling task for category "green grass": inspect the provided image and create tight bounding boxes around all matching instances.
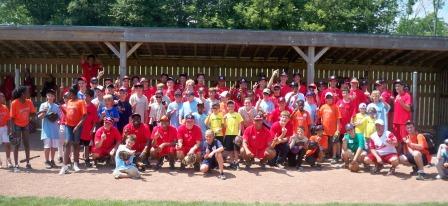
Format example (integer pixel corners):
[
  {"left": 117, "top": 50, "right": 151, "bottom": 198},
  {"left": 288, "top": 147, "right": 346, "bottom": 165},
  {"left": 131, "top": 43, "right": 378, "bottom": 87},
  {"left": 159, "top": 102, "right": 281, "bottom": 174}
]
[{"left": 0, "top": 196, "right": 446, "bottom": 206}]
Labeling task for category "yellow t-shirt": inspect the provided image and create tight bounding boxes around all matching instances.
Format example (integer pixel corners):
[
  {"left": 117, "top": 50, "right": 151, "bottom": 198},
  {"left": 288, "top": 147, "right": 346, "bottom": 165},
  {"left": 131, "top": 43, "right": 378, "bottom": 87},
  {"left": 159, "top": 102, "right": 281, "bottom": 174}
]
[
  {"left": 208, "top": 113, "right": 224, "bottom": 136},
  {"left": 224, "top": 112, "right": 243, "bottom": 136},
  {"left": 361, "top": 116, "right": 377, "bottom": 139},
  {"left": 353, "top": 113, "right": 367, "bottom": 134}
]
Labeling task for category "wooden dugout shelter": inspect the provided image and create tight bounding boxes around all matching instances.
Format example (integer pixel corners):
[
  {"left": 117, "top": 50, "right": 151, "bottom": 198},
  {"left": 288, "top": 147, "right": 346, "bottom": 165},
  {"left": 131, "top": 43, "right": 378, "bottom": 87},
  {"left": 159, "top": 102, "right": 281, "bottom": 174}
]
[{"left": 0, "top": 25, "right": 447, "bottom": 131}]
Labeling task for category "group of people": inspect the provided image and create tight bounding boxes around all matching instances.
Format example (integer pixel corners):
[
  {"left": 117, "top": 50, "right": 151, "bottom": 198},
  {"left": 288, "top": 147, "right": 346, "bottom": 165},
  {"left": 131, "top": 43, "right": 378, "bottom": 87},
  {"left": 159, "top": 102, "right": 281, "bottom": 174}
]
[{"left": 0, "top": 55, "right": 447, "bottom": 181}]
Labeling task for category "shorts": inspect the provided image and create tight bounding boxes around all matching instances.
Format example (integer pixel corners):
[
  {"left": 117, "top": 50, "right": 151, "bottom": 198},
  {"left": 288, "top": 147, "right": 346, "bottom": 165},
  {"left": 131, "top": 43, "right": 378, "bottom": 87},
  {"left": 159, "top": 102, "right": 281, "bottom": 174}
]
[
  {"left": 367, "top": 153, "right": 398, "bottom": 164},
  {"left": 65, "top": 125, "right": 82, "bottom": 144},
  {"left": 404, "top": 152, "right": 429, "bottom": 166},
  {"left": 0, "top": 126, "right": 9, "bottom": 143},
  {"left": 393, "top": 124, "right": 407, "bottom": 142},
  {"left": 79, "top": 139, "right": 92, "bottom": 147},
  {"left": 215, "top": 136, "right": 224, "bottom": 146},
  {"left": 223, "top": 135, "right": 237, "bottom": 151},
  {"left": 249, "top": 148, "right": 268, "bottom": 159},
  {"left": 202, "top": 156, "right": 218, "bottom": 169},
  {"left": 13, "top": 124, "right": 28, "bottom": 132},
  {"left": 155, "top": 145, "right": 176, "bottom": 157},
  {"left": 43, "top": 138, "right": 59, "bottom": 149}
]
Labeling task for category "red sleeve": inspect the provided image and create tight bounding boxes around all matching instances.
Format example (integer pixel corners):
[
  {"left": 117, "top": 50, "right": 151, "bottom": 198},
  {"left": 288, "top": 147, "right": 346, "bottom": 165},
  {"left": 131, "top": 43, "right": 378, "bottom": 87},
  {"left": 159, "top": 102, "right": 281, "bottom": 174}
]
[
  {"left": 405, "top": 94, "right": 412, "bottom": 105},
  {"left": 144, "top": 125, "right": 151, "bottom": 140},
  {"left": 177, "top": 126, "right": 184, "bottom": 140},
  {"left": 270, "top": 123, "right": 279, "bottom": 136},
  {"left": 150, "top": 126, "right": 158, "bottom": 140},
  {"left": 243, "top": 127, "right": 251, "bottom": 141},
  {"left": 94, "top": 127, "right": 103, "bottom": 144},
  {"left": 170, "top": 127, "right": 178, "bottom": 142},
  {"left": 194, "top": 126, "right": 202, "bottom": 142},
  {"left": 113, "top": 128, "right": 122, "bottom": 142},
  {"left": 368, "top": 138, "right": 375, "bottom": 150},
  {"left": 387, "top": 132, "right": 397, "bottom": 142}
]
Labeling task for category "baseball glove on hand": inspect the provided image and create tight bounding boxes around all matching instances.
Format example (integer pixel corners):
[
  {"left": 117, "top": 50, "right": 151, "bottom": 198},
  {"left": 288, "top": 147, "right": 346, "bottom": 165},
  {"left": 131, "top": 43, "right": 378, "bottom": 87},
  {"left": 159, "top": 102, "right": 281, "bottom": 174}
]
[
  {"left": 349, "top": 161, "right": 360, "bottom": 172},
  {"left": 45, "top": 112, "right": 59, "bottom": 122},
  {"left": 182, "top": 153, "right": 197, "bottom": 166}
]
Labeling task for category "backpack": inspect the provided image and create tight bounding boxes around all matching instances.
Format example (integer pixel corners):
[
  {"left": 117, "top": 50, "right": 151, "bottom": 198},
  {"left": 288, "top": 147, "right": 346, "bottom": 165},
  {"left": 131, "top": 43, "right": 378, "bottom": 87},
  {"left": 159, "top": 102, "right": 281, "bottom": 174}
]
[{"left": 422, "top": 133, "right": 436, "bottom": 154}]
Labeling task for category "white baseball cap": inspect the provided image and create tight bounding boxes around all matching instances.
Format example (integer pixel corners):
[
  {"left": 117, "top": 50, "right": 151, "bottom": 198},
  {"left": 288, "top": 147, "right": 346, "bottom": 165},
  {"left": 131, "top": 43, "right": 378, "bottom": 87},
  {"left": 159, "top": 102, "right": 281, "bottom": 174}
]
[
  {"left": 375, "top": 119, "right": 385, "bottom": 125},
  {"left": 325, "top": 92, "right": 333, "bottom": 98},
  {"left": 359, "top": 103, "right": 367, "bottom": 109}
]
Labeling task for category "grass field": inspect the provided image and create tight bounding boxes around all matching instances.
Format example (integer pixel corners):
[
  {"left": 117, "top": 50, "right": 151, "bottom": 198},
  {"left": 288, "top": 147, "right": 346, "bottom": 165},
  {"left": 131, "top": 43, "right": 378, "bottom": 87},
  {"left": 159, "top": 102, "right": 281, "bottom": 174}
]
[{"left": 0, "top": 196, "right": 446, "bottom": 206}]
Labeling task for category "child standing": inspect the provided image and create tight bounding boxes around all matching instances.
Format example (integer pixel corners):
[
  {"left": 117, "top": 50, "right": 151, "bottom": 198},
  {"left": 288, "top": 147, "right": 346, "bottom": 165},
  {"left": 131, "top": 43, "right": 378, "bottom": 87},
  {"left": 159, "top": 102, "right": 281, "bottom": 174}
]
[
  {"left": 37, "top": 89, "right": 61, "bottom": 169},
  {"left": 80, "top": 89, "right": 99, "bottom": 167},
  {"left": 0, "top": 92, "right": 12, "bottom": 168},
  {"left": 223, "top": 101, "right": 243, "bottom": 169}
]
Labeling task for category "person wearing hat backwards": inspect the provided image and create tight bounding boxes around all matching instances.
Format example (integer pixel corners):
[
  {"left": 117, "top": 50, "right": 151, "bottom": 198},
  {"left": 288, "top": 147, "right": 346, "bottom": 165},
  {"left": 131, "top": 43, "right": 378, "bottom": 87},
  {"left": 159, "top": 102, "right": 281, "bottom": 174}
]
[
  {"left": 320, "top": 76, "right": 342, "bottom": 105},
  {"left": 122, "top": 113, "right": 152, "bottom": 167},
  {"left": 150, "top": 115, "right": 177, "bottom": 170},
  {"left": 240, "top": 114, "right": 276, "bottom": 169},
  {"left": 91, "top": 117, "right": 122, "bottom": 167},
  {"left": 176, "top": 114, "right": 202, "bottom": 170},
  {"left": 392, "top": 79, "right": 412, "bottom": 153},
  {"left": 318, "top": 92, "right": 341, "bottom": 160},
  {"left": 364, "top": 119, "right": 399, "bottom": 176}
]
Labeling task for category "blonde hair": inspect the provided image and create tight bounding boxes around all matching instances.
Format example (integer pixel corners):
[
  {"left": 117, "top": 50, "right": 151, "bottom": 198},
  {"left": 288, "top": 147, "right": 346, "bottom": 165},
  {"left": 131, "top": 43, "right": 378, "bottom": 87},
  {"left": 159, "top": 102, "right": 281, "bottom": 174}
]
[
  {"left": 205, "top": 129, "right": 214, "bottom": 137},
  {"left": 104, "top": 94, "right": 113, "bottom": 101},
  {"left": 186, "top": 79, "right": 195, "bottom": 86}
]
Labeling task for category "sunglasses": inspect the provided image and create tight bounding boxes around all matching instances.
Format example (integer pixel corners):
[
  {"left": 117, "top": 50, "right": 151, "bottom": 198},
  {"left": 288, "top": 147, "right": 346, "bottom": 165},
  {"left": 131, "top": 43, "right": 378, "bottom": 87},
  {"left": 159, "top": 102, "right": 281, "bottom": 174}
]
[{"left": 156, "top": 96, "right": 162, "bottom": 98}]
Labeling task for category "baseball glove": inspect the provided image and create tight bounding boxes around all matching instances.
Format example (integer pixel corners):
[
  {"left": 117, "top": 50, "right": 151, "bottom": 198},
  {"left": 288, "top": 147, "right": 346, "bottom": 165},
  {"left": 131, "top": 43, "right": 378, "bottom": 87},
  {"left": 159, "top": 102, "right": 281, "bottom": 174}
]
[
  {"left": 349, "top": 161, "right": 360, "bottom": 172},
  {"left": 118, "top": 150, "right": 131, "bottom": 161},
  {"left": 182, "top": 153, "right": 197, "bottom": 166},
  {"left": 45, "top": 112, "right": 59, "bottom": 122}
]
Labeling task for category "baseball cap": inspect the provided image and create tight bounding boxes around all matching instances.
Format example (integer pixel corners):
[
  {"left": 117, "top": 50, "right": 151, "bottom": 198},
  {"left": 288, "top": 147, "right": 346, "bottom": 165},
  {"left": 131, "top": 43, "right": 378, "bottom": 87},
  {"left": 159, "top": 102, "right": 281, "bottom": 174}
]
[
  {"left": 318, "top": 80, "right": 326, "bottom": 86},
  {"left": 133, "top": 82, "right": 143, "bottom": 88},
  {"left": 306, "top": 91, "right": 315, "bottom": 97},
  {"left": 375, "top": 80, "right": 384, "bottom": 86},
  {"left": 280, "top": 71, "right": 288, "bottom": 76},
  {"left": 273, "top": 84, "right": 281, "bottom": 89},
  {"left": 90, "top": 77, "right": 98, "bottom": 84},
  {"left": 240, "top": 78, "right": 247, "bottom": 83},
  {"left": 375, "top": 119, "right": 385, "bottom": 125},
  {"left": 259, "top": 76, "right": 267, "bottom": 81},
  {"left": 395, "top": 79, "right": 404, "bottom": 85},
  {"left": 350, "top": 77, "right": 359, "bottom": 83},
  {"left": 140, "top": 77, "right": 148, "bottom": 83},
  {"left": 77, "top": 77, "right": 87, "bottom": 82},
  {"left": 131, "top": 113, "right": 141, "bottom": 118},
  {"left": 329, "top": 75, "right": 337, "bottom": 81},
  {"left": 122, "top": 75, "right": 130, "bottom": 80},
  {"left": 345, "top": 123, "right": 354, "bottom": 131},
  {"left": 325, "top": 92, "right": 333, "bottom": 98},
  {"left": 46, "top": 89, "right": 56, "bottom": 95},
  {"left": 263, "top": 88, "right": 271, "bottom": 94},
  {"left": 160, "top": 115, "right": 169, "bottom": 122},
  {"left": 174, "top": 90, "right": 182, "bottom": 96},
  {"left": 185, "top": 114, "right": 195, "bottom": 120},
  {"left": 444, "top": 139, "right": 448, "bottom": 144},
  {"left": 104, "top": 117, "right": 114, "bottom": 124},
  {"left": 314, "top": 125, "right": 323, "bottom": 131},
  {"left": 278, "top": 97, "right": 286, "bottom": 102},
  {"left": 95, "top": 85, "right": 104, "bottom": 91},
  {"left": 359, "top": 103, "right": 367, "bottom": 109},
  {"left": 179, "top": 73, "right": 187, "bottom": 77},
  {"left": 106, "top": 84, "right": 114, "bottom": 89},
  {"left": 218, "top": 76, "right": 225, "bottom": 81},
  {"left": 308, "top": 83, "right": 317, "bottom": 88},
  {"left": 167, "top": 76, "right": 175, "bottom": 82},
  {"left": 119, "top": 86, "right": 127, "bottom": 91},
  {"left": 290, "top": 82, "right": 298, "bottom": 87},
  {"left": 104, "top": 77, "right": 113, "bottom": 82},
  {"left": 254, "top": 114, "right": 264, "bottom": 120},
  {"left": 220, "top": 91, "right": 229, "bottom": 98}
]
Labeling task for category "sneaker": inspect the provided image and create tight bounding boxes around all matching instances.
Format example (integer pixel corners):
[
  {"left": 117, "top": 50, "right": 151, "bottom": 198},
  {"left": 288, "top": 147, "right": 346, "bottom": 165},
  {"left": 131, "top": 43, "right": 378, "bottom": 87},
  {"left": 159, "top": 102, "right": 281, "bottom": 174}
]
[
  {"left": 59, "top": 165, "right": 69, "bottom": 175},
  {"left": 330, "top": 159, "right": 337, "bottom": 164},
  {"left": 296, "top": 166, "right": 304, "bottom": 171},
  {"left": 416, "top": 172, "right": 426, "bottom": 181},
  {"left": 180, "top": 163, "right": 186, "bottom": 171},
  {"left": 386, "top": 167, "right": 396, "bottom": 176},
  {"left": 13, "top": 165, "right": 20, "bottom": 173},
  {"left": 85, "top": 160, "right": 92, "bottom": 168},
  {"left": 25, "top": 163, "right": 32, "bottom": 170},
  {"left": 194, "top": 163, "right": 200, "bottom": 171},
  {"left": 45, "top": 161, "right": 52, "bottom": 169},
  {"left": 73, "top": 163, "right": 81, "bottom": 172},
  {"left": 218, "top": 173, "right": 226, "bottom": 180},
  {"left": 260, "top": 163, "right": 266, "bottom": 170},
  {"left": 435, "top": 175, "right": 447, "bottom": 180},
  {"left": 6, "top": 160, "right": 13, "bottom": 168},
  {"left": 50, "top": 160, "right": 57, "bottom": 168},
  {"left": 410, "top": 166, "right": 418, "bottom": 176},
  {"left": 313, "top": 164, "right": 322, "bottom": 170},
  {"left": 58, "top": 157, "right": 63, "bottom": 163},
  {"left": 154, "top": 158, "right": 164, "bottom": 170}
]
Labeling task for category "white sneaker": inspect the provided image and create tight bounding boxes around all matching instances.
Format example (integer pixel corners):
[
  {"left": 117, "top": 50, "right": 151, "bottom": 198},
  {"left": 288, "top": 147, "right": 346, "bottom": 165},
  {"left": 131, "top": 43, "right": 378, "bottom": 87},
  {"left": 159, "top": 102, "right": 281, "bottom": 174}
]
[
  {"left": 73, "top": 163, "right": 81, "bottom": 172},
  {"left": 59, "top": 165, "right": 69, "bottom": 175},
  {"left": 13, "top": 165, "right": 20, "bottom": 173}
]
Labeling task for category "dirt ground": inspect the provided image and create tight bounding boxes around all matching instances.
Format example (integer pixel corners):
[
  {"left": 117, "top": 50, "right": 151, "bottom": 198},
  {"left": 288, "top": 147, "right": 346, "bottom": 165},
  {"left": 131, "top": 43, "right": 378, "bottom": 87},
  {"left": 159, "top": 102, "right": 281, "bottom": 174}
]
[{"left": 0, "top": 132, "right": 447, "bottom": 204}]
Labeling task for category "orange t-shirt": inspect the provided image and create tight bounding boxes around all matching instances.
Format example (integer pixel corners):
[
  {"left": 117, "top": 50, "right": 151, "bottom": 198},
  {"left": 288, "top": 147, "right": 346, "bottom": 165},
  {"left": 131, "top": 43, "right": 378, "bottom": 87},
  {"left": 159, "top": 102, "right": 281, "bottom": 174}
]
[
  {"left": 318, "top": 103, "right": 341, "bottom": 136},
  {"left": 310, "top": 135, "right": 328, "bottom": 150},
  {"left": 10, "top": 99, "right": 36, "bottom": 127},
  {"left": 291, "top": 110, "right": 312, "bottom": 137},
  {"left": 65, "top": 99, "right": 87, "bottom": 127},
  {"left": 0, "top": 104, "right": 10, "bottom": 127},
  {"left": 407, "top": 133, "right": 431, "bottom": 163}
]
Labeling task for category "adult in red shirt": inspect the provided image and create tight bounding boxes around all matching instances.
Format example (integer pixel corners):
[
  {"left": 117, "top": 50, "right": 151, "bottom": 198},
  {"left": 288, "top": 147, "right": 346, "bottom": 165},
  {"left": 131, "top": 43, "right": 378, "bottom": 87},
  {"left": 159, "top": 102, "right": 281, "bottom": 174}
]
[
  {"left": 80, "top": 55, "right": 103, "bottom": 84},
  {"left": 216, "top": 76, "right": 229, "bottom": 94},
  {"left": 279, "top": 71, "right": 292, "bottom": 97},
  {"left": 122, "top": 113, "right": 151, "bottom": 154},
  {"left": 269, "top": 111, "right": 294, "bottom": 166},
  {"left": 91, "top": 118, "right": 121, "bottom": 161},
  {"left": 269, "top": 97, "right": 292, "bottom": 123},
  {"left": 141, "top": 78, "right": 155, "bottom": 101},
  {"left": 241, "top": 114, "right": 276, "bottom": 169},
  {"left": 176, "top": 114, "right": 202, "bottom": 169},
  {"left": 349, "top": 78, "right": 369, "bottom": 111},
  {"left": 393, "top": 80, "right": 412, "bottom": 146},
  {"left": 321, "top": 76, "right": 342, "bottom": 105},
  {"left": 150, "top": 115, "right": 178, "bottom": 170},
  {"left": 194, "top": 74, "right": 209, "bottom": 98},
  {"left": 292, "top": 73, "right": 307, "bottom": 95},
  {"left": 337, "top": 89, "right": 357, "bottom": 135}
]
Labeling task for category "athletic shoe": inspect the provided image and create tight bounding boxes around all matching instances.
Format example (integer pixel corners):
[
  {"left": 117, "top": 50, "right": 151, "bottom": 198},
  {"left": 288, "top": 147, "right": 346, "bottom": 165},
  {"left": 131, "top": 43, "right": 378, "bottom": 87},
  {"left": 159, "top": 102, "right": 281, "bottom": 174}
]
[
  {"left": 6, "top": 159, "right": 13, "bottom": 168},
  {"left": 25, "top": 163, "right": 32, "bottom": 170},
  {"left": 85, "top": 160, "right": 92, "bottom": 168},
  {"left": 194, "top": 163, "right": 200, "bottom": 171},
  {"left": 180, "top": 163, "right": 186, "bottom": 171},
  {"left": 73, "top": 163, "right": 81, "bottom": 172},
  {"left": 50, "top": 160, "right": 57, "bottom": 168},
  {"left": 435, "top": 175, "right": 447, "bottom": 180},
  {"left": 59, "top": 165, "right": 69, "bottom": 175},
  {"left": 386, "top": 167, "right": 396, "bottom": 176},
  {"left": 13, "top": 165, "right": 20, "bottom": 173},
  {"left": 45, "top": 161, "right": 52, "bottom": 169},
  {"left": 260, "top": 163, "right": 266, "bottom": 170},
  {"left": 296, "top": 166, "right": 304, "bottom": 171},
  {"left": 330, "top": 159, "right": 337, "bottom": 164},
  {"left": 410, "top": 166, "right": 418, "bottom": 176},
  {"left": 58, "top": 157, "right": 63, "bottom": 163},
  {"left": 416, "top": 172, "right": 426, "bottom": 181},
  {"left": 218, "top": 173, "right": 226, "bottom": 180}
]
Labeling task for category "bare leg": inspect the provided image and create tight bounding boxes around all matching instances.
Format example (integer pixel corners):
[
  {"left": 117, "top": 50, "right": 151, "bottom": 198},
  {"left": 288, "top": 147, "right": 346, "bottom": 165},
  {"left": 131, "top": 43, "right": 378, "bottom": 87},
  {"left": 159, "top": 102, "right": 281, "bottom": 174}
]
[
  {"left": 22, "top": 130, "right": 30, "bottom": 164},
  {"left": 44, "top": 148, "right": 50, "bottom": 162}
]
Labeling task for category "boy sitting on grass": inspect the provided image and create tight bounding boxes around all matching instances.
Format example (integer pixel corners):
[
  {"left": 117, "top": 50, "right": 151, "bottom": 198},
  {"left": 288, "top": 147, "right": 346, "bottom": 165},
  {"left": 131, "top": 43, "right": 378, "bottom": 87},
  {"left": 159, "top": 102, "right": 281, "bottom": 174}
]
[{"left": 113, "top": 135, "right": 141, "bottom": 179}]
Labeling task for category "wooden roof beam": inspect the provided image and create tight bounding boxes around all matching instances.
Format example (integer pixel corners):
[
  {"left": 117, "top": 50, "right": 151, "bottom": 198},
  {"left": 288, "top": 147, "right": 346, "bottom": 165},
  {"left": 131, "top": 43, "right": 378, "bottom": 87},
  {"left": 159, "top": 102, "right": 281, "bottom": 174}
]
[
  {"left": 265, "top": 46, "right": 276, "bottom": 60},
  {"left": 80, "top": 42, "right": 94, "bottom": 55},
  {"left": 383, "top": 50, "right": 413, "bottom": 65},
  {"left": 238, "top": 45, "right": 245, "bottom": 59},
  {"left": 45, "top": 41, "right": 70, "bottom": 57},
  {"left": 10, "top": 40, "right": 33, "bottom": 58},
  {"left": 396, "top": 51, "right": 423, "bottom": 65},
  {"left": 333, "top": 49, "right": 356, "bottom": 64},
  {"left": 61, "top": 42, "right": 80, "bottom": 56},
  {"left": 278, "top": 47, "right": 291, "bottom": 61},
  {"left": 0, "top": 41, "right": 19, "bottom": 57},
  {"left": 29, "top": 41, "right": 56, "bottom": 57},
  {"left": 359, "top": 49, "right": 383, "bottom": 64},
  {"left": 127, "top": 42, "right": 142, "bottom": 58},
  {"left": 223, "top": 45, "right": 229, "bottom": 57},
  {"left": 345, "top": 49, "right": 370, "bottom": 63},
  {"left": 407, "top": 51, "right": 439, "bottom": 66},
  {"left": 376, "top": 50, "right": 403, "bottom": 65},
  {"left": 162, "top": 43, "right": 167, "bottom": 56},
  {"left": 144, "top": 43, "right": 152, "bottom": 56},
  {"left": 251, "top": 46, "right": 260, "bottom": 60}
]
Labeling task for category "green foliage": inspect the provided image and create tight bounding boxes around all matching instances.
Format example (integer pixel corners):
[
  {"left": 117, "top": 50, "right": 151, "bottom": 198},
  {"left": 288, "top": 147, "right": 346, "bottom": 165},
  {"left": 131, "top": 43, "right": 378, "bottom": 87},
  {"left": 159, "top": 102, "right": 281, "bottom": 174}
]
[{"left": 0, "top": 0, "right": 446, "bottom": 36}]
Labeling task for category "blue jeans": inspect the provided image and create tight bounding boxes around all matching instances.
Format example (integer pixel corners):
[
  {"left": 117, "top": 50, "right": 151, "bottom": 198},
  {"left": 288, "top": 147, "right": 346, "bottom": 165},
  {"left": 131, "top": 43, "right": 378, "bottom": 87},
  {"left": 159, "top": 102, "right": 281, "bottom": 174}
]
[{"left": 65, "top": 125, "right": 82, "bottom": 144}]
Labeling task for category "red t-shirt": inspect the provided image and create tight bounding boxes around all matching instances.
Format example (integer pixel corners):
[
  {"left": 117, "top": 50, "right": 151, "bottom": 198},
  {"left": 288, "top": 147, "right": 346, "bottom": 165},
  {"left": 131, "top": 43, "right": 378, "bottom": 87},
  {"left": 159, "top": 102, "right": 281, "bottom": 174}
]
[
  {"left": 177, "top": 125, "right": 202, "bottom": 150},
  {"left": 216, "top": 86, "right": 229, "bottom": 94},
  {"left": 350, "top": 89, "right": 368, "bottom": 111},
  {"left": 321, "top": 87, "right": 342, "bottom": 104},
  {"left": 151, "top": 125, "right": 178, "bottom": 146},
  {"left": 92, "top": 126, "right": 121, "bottom": 155},
  {"left": 123, "top": 123, "right": 152, "bottom": 152},
  {"left": 80, "top": 103, "right": 99, "bottom": 141},
  {"left": 269, "top": 107, "right": 292, "bottom": 123},
  {"left": 337, "top": 99, "right": 357, "bottom": 134},
  {"left": 280, "top": 84, "right": 292, "bottom": 97},
  {"left": 270, "top": 121, "right": 294, "bottom": 140},
  {"left": 243, "top": 125, "right": 273, "bottom": 151},
  {"left": 381, "top": 90, "right": 393, "bottom": 104},
  {"left": 81, "top": 62, "right": 101, "bottom": 83},
  {"left": 143, "top": 89, "right": 154, "bottom": 101},
  {"left": 393, "top": 92, "right": 412, "bottom": 124},
  {"left": 298, "top": 84, "right": 307, "bottom": 95}
]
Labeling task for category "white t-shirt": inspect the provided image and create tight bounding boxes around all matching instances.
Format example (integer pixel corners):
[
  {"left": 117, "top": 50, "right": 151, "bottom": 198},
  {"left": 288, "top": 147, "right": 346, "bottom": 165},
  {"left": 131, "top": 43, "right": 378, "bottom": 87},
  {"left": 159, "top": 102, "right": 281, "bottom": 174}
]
[
  {"left": 129, "top": 94, "right": 148, "bottom": 120},
  {"left": 369, "top": 131, "right": 397, "bottom": 156}
]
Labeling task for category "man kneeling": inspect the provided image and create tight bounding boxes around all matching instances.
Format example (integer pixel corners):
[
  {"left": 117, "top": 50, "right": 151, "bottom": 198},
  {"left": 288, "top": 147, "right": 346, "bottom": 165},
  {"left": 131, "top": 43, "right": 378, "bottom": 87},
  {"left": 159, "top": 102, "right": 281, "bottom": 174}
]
[
  {"left": 342, "top": 123, "right": 367, "bottom": 172},
  {"left": 240, "top": 114, "right": 276, "bottom": 169},
  {"left": 364, "top": 119, "right": 399, "bottom": 175},
  {"left": 200, "top": 130, "right": 225, "bottom": 180},
  {"left": 92, "top": 117, "right": 121, "bottom": 166},
  {"left": 113, "top": 135, "right": 141, "bottom": 179}
]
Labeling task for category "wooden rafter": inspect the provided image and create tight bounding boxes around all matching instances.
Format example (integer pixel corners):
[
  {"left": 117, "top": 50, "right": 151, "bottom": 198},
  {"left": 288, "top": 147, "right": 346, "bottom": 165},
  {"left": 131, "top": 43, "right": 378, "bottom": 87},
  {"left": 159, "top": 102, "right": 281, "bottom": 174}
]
[
  {"left": 251, "top": 46, "right": 260, "bottom": 60},
  {"left": 145, "top": 43, "right": 152, "bottom": 56},
  {"left": 359, "top": 49, "right": 383, "bottom": 64},
  {"left": 376, "top": 50, "right": 403, "bottom": 65},
  {"left": 80, "top": 42, "right": 94, "bottom": 55},
  {"left": 408, "top": 52, "right": 440, "bottom": 66},
  {"left": 29, "top": 41, "right": 55, "bottom": 57},
  {"left": 279, "top": 47, "right": 291, "bottom": 61},
  {"left": 333, "top": 49, "right": 356, "bottom": 63},
  {"left": 62, "top": 42, "right": 79, "bottom": 56},
  {"left": 265, "top": 46, "right": 276, "bottom": 60},
  {"left": 162, "top": 43, "right": 167, "bottom": 56},
  {"left": 345, "top": 49, "right": 370, "bottom": 63},
  {"left": 223, "top": 45, "right": 229, "bottom": 57},
  {"left": 238, "top": 45, "right": 245, "bottom": 59},
  {"left": 46, "top": 41, "right": 70, "bottom": 57}
]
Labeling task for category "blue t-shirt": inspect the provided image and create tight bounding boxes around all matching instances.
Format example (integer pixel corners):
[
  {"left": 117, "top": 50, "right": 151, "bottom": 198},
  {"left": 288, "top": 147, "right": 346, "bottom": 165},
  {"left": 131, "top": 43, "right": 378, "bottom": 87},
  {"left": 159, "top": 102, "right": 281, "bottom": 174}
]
[
  {"left": 369, "top": 102, "right": 390, "bottom": 130},
  {"left": 116, "top": 100, "right": 132, "bottom": 132},
  {"left": 114, "top": 145, "right": 136, "bottom": 171},
  {"left": 192, "top": 112, "right": 208, "bottom": 140},
  {"left": 98, "top": 106, "right": 120, "bottom": 126},
  {"left": 39, "top": 102, "right": 61, "bottom": 140},
  {"left": 167, "top": 101, "right": 183, "bottom": 128},
  {"left": 201, "top": 139, "right": 223, "bottom": 157},
  {"left": 180, "top": 99, "right": 199, "bottom": 120},
  {"left": 259, "top": 100, "right": 275, "bottom": 114}
]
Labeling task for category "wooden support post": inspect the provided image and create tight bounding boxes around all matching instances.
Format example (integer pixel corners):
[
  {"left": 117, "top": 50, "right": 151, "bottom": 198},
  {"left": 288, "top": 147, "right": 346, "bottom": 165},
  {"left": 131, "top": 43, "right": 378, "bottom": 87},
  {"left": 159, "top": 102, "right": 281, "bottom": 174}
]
[
  {"left": 292, "top": 46, "right": 329, "bottom": 85},
  {"left": 127, "top": 42, "right": 142, "bottom": 58},
  {"left": 119, "top": 42, "right": 127, "bottom": 80},
  {"left": 14, "top": 68, "right": 20, "bottom": 88},
  {"left": 412, "top": 71, "right": 418, "bottom": 123}
]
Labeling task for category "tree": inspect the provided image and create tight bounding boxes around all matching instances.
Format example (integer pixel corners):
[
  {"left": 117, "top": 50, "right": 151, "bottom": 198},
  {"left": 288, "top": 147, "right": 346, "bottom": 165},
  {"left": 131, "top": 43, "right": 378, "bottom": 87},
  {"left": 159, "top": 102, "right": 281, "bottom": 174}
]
[{"left": 65, "top": 0, "right": 112, "bottom": 25}]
